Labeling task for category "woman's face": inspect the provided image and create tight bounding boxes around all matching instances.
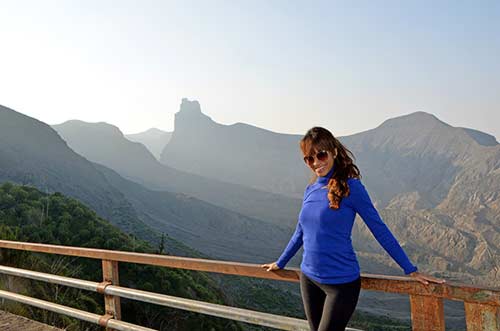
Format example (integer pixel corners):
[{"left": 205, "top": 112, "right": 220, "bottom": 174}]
[{"left": 303, "top": 148, "right": 335, "bottom": 177}]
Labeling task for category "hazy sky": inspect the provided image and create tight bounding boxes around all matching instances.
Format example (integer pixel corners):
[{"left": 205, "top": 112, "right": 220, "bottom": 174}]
[{"left": 1, "top": 1, "right": 499, "bottom": 138}]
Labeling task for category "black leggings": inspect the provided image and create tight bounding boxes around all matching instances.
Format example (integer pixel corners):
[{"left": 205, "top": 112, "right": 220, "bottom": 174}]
[{"left": 300, "top": 273, "right": 361, "bottom": 331}]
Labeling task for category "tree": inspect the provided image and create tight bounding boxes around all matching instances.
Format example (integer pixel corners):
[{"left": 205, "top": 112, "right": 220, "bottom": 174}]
[{"left": 158, "top": 233, "right": 165, "bottom": 255}]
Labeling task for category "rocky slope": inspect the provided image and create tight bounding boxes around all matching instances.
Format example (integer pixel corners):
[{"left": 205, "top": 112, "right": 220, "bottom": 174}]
[
  {"left": 53, "top": 119, "right": 301, "bottom": 228},
  {"left": 1, "top": 105, "right": 294, "bottom": 263},
  {"left": 157, "top": 101, "right": 499, "bottom": 287},
  {"left": 160, "top": 98, "right": 309, "bottom": 198}
]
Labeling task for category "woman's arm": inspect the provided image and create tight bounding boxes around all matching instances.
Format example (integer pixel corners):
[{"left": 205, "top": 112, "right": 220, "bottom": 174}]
[
  {"left": 347, "top": 178, "right": 417, "bottom": 274},
  {"left": 348, "top": 179, "right": 446, "bottom": 284},
  {"left": 262, "top": 184, "right": 311, "bottom": 272},
  {"left": 276, "top": 221, "right": 303, "bottom": 268}
]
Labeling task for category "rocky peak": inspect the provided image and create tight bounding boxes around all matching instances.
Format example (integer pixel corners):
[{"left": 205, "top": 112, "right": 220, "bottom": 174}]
[
  {"left": 348, "top": 111, "right": 481, "bottom": 155},
  {"left": 179, "top": 98, "right": 202, "bottom": 114},
  {"left": 378, "top": 111, "right": 449, "bottom": 131},
  {"left": 174, "top": 98, "right": 215, "bottom": 132}
]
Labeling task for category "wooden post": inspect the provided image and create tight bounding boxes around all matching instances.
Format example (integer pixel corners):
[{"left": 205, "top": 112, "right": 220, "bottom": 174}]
[
  {"left": 102, "top": 260, "right": 121, "bottom": 330},
  {"left": 464, "top": 302, "right": 499, "bottom": 331},
  {"left": 409, "top": 294, "right": 445, "bottom": 331}
]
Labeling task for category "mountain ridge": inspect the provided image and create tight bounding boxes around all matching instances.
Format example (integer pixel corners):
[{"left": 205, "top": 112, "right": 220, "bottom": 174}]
[
  {"left": 1, "top": 104, "right": 299, "bottom": 264},
  {"left": 155, "top": 100, "right": 499, "bottom": 288},
  {"left": 4, "top": 102, "right": 494, "bottom": 327},
  {"left": 53, "top": 118, "right": 302, "bottom": 228},
  {"left": 50, "top": 100, "right": 499, "bottom": 287}
]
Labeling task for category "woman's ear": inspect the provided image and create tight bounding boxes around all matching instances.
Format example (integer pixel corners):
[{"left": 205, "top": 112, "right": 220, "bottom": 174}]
[{"left": 333, "top": 148, "right": 338, "bottom": 159}]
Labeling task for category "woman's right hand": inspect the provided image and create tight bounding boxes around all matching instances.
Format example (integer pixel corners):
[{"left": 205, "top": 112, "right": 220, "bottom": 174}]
[{"left": 261, "top": 262, "right": 281, "bottom": 272}]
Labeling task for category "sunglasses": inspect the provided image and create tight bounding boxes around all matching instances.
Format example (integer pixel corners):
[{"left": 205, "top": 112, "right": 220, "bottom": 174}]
[{"left": 303, "top": 150, "right": 329, "bottom": 165}]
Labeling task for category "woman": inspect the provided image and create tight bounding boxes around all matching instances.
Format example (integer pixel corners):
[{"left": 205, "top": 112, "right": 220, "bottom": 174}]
[{"left": 261, "top": 127, "right": 445, "bottom": 331}]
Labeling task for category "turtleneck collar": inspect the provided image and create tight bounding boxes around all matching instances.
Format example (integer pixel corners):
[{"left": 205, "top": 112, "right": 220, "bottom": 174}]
[{"left": 316, "top": 165, "right": 335, "bottom": 185}]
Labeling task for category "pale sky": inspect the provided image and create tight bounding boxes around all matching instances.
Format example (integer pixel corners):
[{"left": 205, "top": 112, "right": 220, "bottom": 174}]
[{"left": 0, "top": 0, "right": 499, "bottom": 138}]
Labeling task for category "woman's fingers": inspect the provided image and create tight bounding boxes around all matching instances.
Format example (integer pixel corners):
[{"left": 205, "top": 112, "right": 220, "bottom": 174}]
[
  {"left": 419, "top": 274, "right": 445, "bottom": 284},
  {"left": 410, "top": 272, "right": 446, "bottom": 285},
  {"left": 261, "top": 262, "right": 279, "bottom": 271},
  {"left": 417, "top": 277, "right": 429, "bottom": 285},
  {"left": 425, "top": 275, "right": 446, "bottom": 284},
  {"left": 261, "top": 263, "right": 272, "bottom": 271}
]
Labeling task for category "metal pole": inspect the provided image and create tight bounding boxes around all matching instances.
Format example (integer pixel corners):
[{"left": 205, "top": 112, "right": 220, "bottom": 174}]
[
  {"left": 0, "top": 289, "right": 155, "bottom": 331},
  {"left": 0, "top": 265, "right": 97, "bottom": 291},
  {"left": 0, "top": 264, "right": 310, "bottom": 330},
  {"left": 0, "top": 264, "right": 368, "bottom": 331},
  {"left": 105, "top": 285, "right": 310, "bottom": 331},
  {"left": 106, "top": 286, "right": 365, "bottom": 331}
]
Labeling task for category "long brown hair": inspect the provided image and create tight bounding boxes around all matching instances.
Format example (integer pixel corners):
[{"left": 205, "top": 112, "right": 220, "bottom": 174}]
[{"left": 300, "top": 127, "right": 360, "bottom": 209}]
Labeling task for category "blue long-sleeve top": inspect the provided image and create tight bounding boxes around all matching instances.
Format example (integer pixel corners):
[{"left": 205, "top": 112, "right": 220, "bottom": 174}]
[{"left": 276, "top": 166, "right": 418, "bottom": 284}]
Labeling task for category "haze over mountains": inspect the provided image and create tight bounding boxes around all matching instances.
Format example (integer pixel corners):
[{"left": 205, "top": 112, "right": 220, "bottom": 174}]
[
  {"left": 1, "top": 100, "right": 498, "bottom": 328},
  {"left": 341, "top": 112, "right": 499, "bottom": 285},
  {"left": 51, "top": 99, "right": 499, "bottom": 288},
  {"left": 0, "top": 106, "right": 152, "bottom": 240},
  {"left": 52, "top": 119, "right": 301, "bottom": 228},
  {"left": 181, "top": 103, "right": 493, "bottom": 287},
  {"left": 156, "top": 99, "right": 500, "bottom": 286},
  {"left": 125, "top": 128, "right": 172, "bottom": 160},
  {"left": 1, "top": 105, "right": 294, "bottom": 263},
  {"left": 160, "top": 99, "right": 309, "bottom": 198}
]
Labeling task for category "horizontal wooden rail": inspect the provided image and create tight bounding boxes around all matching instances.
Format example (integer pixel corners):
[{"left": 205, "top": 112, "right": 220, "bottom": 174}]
[
  {"left": 0, "top": 240, "right": 498, "bottom": 331},
  {"left": 361, "top": 273, "right": 500, "bottom": 306},
  {"left": 0, "top": 240, "right": 300, "bottom": 282},
  {"left": 0, "top": 240, "right": 498, "bottom": 305}
]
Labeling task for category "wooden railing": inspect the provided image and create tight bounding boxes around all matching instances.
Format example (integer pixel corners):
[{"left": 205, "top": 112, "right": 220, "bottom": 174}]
[{"left": 0, "top": 240, "right": 498, "bottom": 331}]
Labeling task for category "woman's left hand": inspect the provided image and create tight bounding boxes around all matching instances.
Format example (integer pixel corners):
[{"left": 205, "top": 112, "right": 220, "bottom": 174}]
[{"left": 408, "top": 271, "right": 446, "bottom": 285}]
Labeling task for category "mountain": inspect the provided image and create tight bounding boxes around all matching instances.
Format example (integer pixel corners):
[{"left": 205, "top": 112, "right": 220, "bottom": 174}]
[
  {"left": 0, "top": 105, "right": 154, "bottom": 241},
  {"left": 54, "top": 102, "right": 499, "bottom": 287},
  {"left": 125, "top": 128, "right": 172, "bottom": 160},
  {"left": 160, "top": 98, "right": 309, "bottom": 198},
  {"left": 1, "top": 105, "right": 296, "bottom": 264},
  {"left": 342, "top": 112, "right": 499, "bottom": 209},
  {"left": 52, "top": 119, "right": 301, "bottom": 228},
  {"left": 158, "top": 103, "right": 499, "bottom": 287},
  {"left": 5, "top": 102, "right": 485, "bottom": 327},
  {"left": 0, "top": 105, "right": 311, "bottom": 331},
  {"left": 342, "top": 112, "right": 500, "bottom": 286}
]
